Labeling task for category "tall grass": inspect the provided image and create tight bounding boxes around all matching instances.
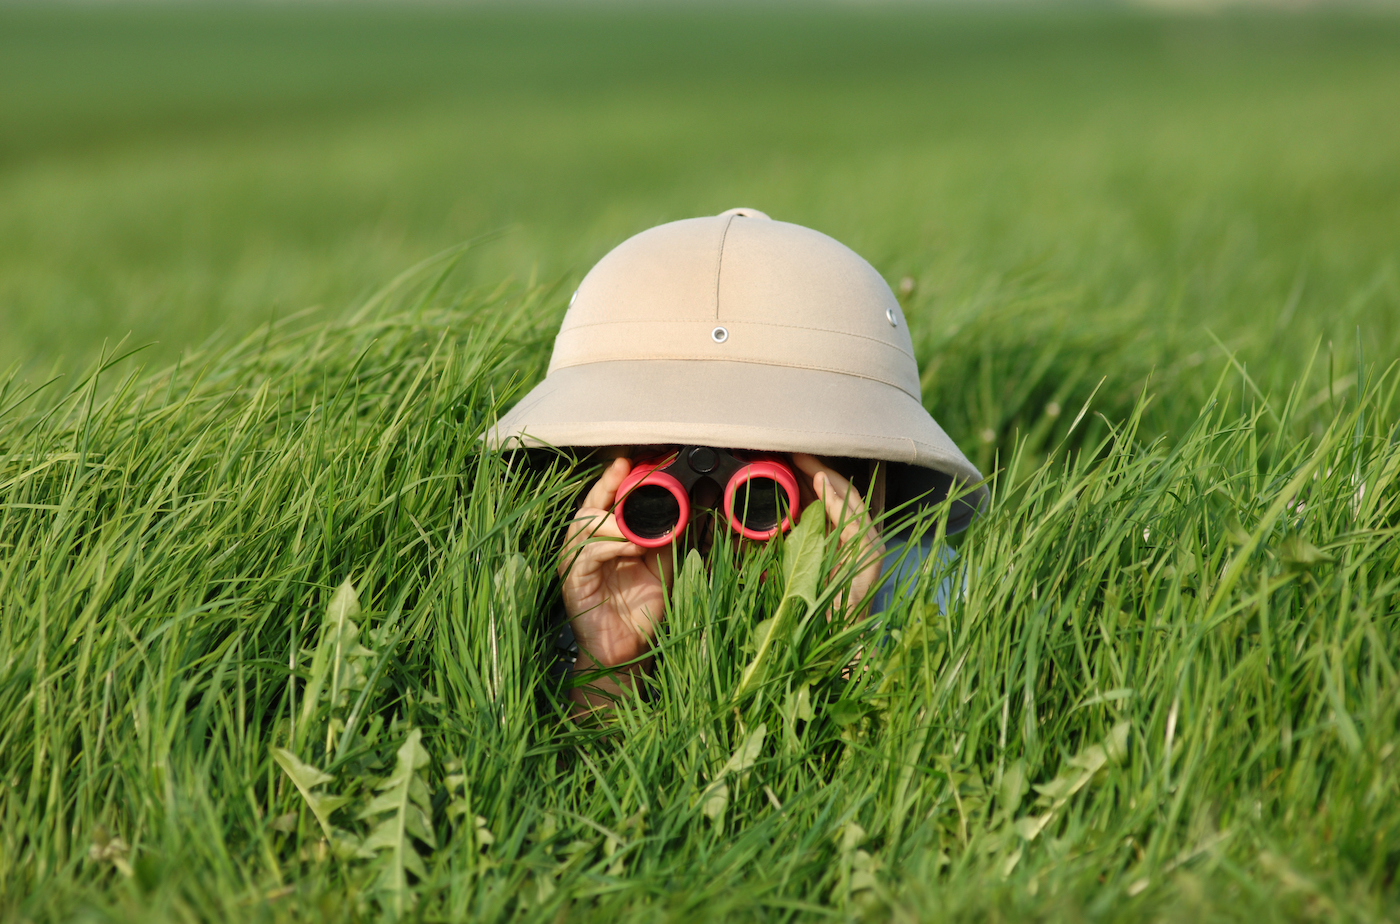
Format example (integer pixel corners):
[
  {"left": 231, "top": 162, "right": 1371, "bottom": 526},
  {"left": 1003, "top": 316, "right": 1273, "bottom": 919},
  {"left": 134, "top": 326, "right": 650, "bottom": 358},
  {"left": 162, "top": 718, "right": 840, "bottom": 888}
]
[
  {"left": 3, "top": 4, "right": 1400, "bottom": 919},
  {"left": 1, "top": 255, "right": 1395, "bottom": 921}
]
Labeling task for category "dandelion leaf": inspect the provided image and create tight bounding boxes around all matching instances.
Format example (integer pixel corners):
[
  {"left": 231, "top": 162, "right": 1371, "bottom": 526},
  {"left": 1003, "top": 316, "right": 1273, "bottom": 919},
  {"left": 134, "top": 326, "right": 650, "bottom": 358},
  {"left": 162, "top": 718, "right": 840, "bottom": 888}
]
[
  {"left": 299, "top": 577, "right": 377, "bottom": 748},
  {"left": 701, "top": 781, "right": 729, "bottom": 823},
  {"left": 721, "top": 723, "right": 767, "bottom": 777},
  {"left": 701, "top": 724, "right": 767, "bottom": 825},
  {"left": 1000, "top": 759, "right": 1028, "bottom": 818},
  {"left": 1279, "top": 534, "right": 1334, "bottom": 571},
  {"left": 492, "top": 553, "right": 535, "bottom": 613},
  {"left": 781, "top": 500, "right": 826, "bottom": 610},
  {"left": 271, "top": 747, "right": 352, "bottom": 841},
  {"left": 357, "top": 728, "right": 436, "bottom": 916}
]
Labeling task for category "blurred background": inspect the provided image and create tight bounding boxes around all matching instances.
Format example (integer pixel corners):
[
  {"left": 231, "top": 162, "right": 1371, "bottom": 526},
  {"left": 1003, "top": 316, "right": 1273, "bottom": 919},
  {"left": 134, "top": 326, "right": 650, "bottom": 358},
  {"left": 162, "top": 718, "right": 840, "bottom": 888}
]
[{"left": 3, "top": 1, "right": 1398, "bottom": 463}]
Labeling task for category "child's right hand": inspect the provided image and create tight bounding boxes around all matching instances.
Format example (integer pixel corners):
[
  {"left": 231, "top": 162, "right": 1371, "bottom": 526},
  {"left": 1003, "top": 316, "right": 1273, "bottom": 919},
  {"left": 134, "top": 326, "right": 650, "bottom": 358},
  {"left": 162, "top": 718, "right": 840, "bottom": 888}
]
[{"left": 558, "top": 457, "right": 673, "bottom": 690}]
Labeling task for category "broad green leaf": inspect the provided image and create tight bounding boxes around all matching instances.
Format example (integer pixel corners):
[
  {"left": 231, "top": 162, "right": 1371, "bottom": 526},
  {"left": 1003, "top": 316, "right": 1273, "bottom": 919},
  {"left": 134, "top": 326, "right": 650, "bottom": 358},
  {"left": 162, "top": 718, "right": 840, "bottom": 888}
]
[
  {"left": 1224, "top": 516, "right": 1252, "bottom": 545},
  {"left": 298, "top": 577, "right": 377, "bottom": 751},
  {"left": 672, "top": 549, "right": 708, "bottom": 622},
  {"left": 1031, "top": 722, "right": 1128, "bottom": 806},
  {"left": 789, "top": 682, "right": 814, "bottom": 723},
  {"left": 833, "top": 823, "right": 875, "bottom": 903},
  {"left": 1279, "top": 534, "right": 1335, "bottom": 571},
  {"left": 492, "top": 553, "right": 533, "bottom": 601},
  {"left": 780, "top": 500, "right": 826, "bottom": 610},
  {"left": 999, "top": 847, "right": 1023, "bottom": 879},
  {"left": 357, "top": 727, "right": 436, "bottom": 916},
  {"left": 1067, "top": 744, "right": 1108, "bottom": 773},
  {"left": 330, "top": 831, "right": 372, "bottom": 860},
  {"left": 362, "top": 818, "right": 406, "bottom": 852},
  {"left": 700, "top": 724, "right": 767, "bottom": 825},
  {"left": 827, "top": 700, "right": 868, "bottom": 727},
  {"left": 272, "top": 746, "right": 334, "bottom": 790},
  {"left": 849, "top": 849, "right": 880, "bottom": 892},
  {"left": 735, "top": 503, "right": 825, "bottom": 699},
  {"left": 271, "top": 747, "right": 351, "bottom": 842},
  {"left": 796, "top": 683, "right": 813, "bottom": 722},
  {"left": 720, "top": 723, "right": 767, "bottom": 777},
  {"left": 485, "top": 554, "right": 535, "bottom": 702},
  {"left": 746, "top": 617, "right": 775, "bottom": 656},
  {"left": 1105, "top": 721, "right": 1131, "bottom": 762},
  {"left": 1000, "top": 759, "right": 1028, "bottom": 818},
  {"left": 1013, "top": 813, "right": 1053, "bottom": 841},
  {"left": 700, "top": 781, "right": 729, "bottom": 823}
]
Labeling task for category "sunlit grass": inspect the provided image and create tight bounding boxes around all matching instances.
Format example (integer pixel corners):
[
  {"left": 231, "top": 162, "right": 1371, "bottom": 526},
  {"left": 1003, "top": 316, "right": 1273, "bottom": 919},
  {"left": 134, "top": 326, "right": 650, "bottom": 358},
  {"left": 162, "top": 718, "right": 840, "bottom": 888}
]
[
  {"left": 1, "top": 250, "right": 1396, "bottom": 920},
  {"left": 2, "top": 4, "right": 1399, "bottom": 921}
]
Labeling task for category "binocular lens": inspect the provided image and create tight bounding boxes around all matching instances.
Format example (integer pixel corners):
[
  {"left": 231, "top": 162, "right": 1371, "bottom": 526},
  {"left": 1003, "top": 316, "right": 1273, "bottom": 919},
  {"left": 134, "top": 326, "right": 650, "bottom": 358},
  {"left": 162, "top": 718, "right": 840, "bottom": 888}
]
[
  {"left": 732, "top": 476, "right": 788, "bottom": 531},
  {"left": 620, "top": 484, "right": 681, "bottom": 539}
]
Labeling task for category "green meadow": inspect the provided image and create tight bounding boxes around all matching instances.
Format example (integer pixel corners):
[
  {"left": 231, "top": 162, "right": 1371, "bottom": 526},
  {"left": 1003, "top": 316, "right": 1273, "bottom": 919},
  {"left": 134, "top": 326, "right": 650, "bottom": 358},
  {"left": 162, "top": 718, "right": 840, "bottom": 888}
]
[{"left": 1, "top": 3, "right": 1398, "bottom": 920}]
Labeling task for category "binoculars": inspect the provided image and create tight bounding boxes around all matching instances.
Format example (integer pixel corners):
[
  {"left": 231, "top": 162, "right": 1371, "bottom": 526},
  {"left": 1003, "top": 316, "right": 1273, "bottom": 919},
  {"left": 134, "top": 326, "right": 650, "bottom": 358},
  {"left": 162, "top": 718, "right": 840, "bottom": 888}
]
[{"left": 614, "top": 446, "right": 801, "bottom": 548}]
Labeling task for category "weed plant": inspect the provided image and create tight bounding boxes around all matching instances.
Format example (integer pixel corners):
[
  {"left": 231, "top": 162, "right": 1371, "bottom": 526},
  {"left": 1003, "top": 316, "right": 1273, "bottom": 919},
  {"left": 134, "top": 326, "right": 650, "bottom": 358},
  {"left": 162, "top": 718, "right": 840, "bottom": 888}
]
[{"left": 0, "top": 253, "right": 1396, "bottom": 921}]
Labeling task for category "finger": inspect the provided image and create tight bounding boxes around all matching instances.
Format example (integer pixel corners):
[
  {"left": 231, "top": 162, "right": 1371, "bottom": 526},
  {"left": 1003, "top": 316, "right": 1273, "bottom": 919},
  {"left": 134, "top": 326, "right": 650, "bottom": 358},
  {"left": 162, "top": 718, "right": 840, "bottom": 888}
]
[
  {"left": 581, "top": 456, "right": 632, "bottom": 512},
  {"left": 563, "top": 507, "right": 599, "bottom": 548},
  {"left": 558, "top": 531, "right": 646, "bottom": 580},
  {"left": 794, "top": 453, "right": 857, "bottom": 507},
  {"left": 815, "top": 471, "right": 884, "bottom": 564},
  {"left": 579, "top": 537, "right": 647, "bottom": 565},
  {"left": 565, "top": 504, "right": 623, "bottom": 541},
  {"left": 564, "top": 461, "right": 633, "bottom": 544},
  {"left": 813, "top": 469, "right": 862, "bottom": 527},
  {"left": 792, "top": 452, "right": 846, "bottom": 519},
  {"left": 797, "top": 457, "right": 886, "bottom": 617},
  {"left": 561, "top": 504, "right": 634, "bottom": 561},
  {"left": 820, "top": 476, "right": 883, "bottom": 617},
  {"left": 790, "top": 452, "right": 831, "bottom": 494}
]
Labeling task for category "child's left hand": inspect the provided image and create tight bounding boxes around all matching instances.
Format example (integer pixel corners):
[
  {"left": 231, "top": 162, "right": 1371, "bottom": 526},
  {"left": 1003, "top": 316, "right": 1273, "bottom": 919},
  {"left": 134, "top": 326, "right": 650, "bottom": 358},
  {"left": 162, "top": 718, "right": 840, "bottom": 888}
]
[{"left": 790, "top": 454, "right": 886, "bottom": 617}]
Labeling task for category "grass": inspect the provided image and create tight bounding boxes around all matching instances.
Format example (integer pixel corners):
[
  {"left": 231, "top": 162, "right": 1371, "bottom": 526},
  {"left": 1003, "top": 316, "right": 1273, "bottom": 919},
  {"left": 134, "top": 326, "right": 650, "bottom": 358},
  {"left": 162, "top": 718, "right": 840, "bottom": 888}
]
[{"left": 1, "top": 3, "right": 1399, "bottom": 921}]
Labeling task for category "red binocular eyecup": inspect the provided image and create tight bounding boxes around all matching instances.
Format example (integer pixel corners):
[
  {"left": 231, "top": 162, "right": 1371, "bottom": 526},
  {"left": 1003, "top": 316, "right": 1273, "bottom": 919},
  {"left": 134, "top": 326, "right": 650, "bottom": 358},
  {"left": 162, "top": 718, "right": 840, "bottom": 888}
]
[{"left": 614, "top": 446, "right": 801, "bottom": 548}]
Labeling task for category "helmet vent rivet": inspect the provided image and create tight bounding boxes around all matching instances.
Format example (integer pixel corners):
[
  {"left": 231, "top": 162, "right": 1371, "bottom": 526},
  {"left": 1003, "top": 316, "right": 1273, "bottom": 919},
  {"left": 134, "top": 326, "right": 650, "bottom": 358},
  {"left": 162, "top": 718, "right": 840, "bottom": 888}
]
[
  {"left": 886, "top": 308, "right": 898, "bottom": 327},
  {"left": 711, "top": 326, "right": 729, "bottom": 343}
]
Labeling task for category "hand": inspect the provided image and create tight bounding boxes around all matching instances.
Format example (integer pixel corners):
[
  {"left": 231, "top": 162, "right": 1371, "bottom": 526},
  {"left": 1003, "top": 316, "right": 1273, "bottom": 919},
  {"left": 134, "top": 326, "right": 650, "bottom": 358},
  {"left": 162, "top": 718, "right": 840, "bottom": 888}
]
[
  {"left": 558, "top": 457, "right": 674, "bottom": 708},
  {"left": 790, "top": 454, "right": 886, "bottom": 617}
]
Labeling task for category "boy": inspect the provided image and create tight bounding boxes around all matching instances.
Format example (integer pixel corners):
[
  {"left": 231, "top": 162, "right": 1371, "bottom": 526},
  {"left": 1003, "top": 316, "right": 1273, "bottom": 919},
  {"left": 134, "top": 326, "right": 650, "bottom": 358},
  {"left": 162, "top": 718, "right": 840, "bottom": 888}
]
[{"left": 488, "top": 208, "right": 986, "bottom": 710}]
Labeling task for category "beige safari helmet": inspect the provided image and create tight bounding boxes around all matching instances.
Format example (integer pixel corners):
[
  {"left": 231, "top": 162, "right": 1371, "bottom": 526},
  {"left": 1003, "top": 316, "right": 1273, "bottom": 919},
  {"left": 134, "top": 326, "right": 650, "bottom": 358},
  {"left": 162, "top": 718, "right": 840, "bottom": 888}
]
[{"left": 488, "top": 208, "right": 988, "bottom": 532}]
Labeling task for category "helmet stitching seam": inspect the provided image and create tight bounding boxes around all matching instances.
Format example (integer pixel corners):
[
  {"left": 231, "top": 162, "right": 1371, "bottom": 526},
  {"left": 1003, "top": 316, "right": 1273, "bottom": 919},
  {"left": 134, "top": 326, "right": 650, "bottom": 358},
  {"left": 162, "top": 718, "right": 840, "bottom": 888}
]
[
  {"left": 712, "top": 215, "right": 735, "bottom": 322},
  {"left": 556, "top": 318, "right": 915, "bottom": 358}
]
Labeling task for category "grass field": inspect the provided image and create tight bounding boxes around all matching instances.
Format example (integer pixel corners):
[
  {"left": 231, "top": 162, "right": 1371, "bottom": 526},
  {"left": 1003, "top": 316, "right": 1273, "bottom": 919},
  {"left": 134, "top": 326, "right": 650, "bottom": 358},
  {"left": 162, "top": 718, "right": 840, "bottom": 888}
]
[{"left": 2, "top": 3, "right": 1399, "bottom": 921}]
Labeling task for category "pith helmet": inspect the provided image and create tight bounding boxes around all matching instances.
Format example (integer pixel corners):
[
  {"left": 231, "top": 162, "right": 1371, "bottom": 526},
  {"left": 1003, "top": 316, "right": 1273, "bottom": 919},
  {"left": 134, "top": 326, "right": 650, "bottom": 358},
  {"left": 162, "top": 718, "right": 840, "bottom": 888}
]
[{"left": 488, "top": 208, "right": 987, "bottom": 531}]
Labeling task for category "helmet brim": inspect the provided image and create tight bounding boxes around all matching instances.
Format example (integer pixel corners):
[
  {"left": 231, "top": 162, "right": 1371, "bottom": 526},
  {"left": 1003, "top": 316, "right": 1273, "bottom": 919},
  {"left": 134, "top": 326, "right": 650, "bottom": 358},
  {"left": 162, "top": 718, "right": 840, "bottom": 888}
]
[{"left": 486, "top": 358, "right": 989, "bottom": 532}]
